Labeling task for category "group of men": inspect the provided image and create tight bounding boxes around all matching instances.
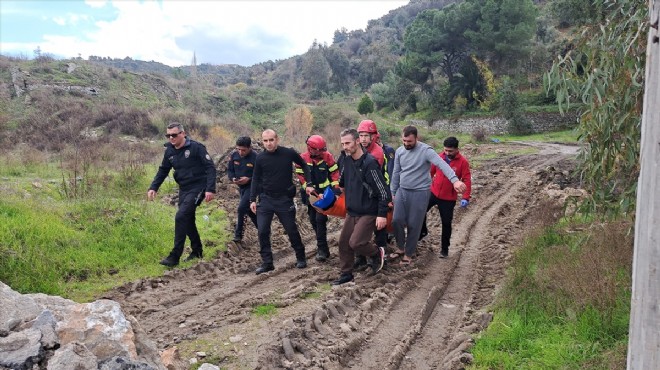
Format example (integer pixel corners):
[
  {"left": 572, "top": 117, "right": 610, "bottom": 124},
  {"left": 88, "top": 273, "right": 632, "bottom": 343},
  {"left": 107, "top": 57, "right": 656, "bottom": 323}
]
[{"left": 147, "top": 120, "right": 471, "bottom": 285}]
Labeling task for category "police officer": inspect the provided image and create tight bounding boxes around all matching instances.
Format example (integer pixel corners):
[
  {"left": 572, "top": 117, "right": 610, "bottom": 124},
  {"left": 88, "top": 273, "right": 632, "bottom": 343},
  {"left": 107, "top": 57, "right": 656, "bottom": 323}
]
[
  {"left": 228, "top": 136, "right": 258, "bottom": 242},
  {"left": 295, "top": 135, "right": 340, "bottom": 262},
  {"left": 148, "top": 122, "right": 216, "bottom": 267}
]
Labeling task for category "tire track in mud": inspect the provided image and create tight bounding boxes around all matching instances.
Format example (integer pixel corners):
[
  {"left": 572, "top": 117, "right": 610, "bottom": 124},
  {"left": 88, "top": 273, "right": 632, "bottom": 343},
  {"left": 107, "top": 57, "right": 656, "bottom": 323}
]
[{"left": 104, "top": 144, "right": 578, "bottom": 369}]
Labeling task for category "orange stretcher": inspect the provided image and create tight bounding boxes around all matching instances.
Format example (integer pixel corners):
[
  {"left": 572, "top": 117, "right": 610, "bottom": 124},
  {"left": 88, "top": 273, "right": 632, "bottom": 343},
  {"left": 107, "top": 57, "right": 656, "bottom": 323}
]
[{"left": 312, "top": 187, "right": 394, "bottom": 232}]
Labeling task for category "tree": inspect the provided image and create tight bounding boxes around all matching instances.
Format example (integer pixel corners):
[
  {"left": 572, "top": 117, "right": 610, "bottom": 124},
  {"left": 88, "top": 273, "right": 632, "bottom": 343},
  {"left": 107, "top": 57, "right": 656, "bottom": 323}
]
[
  {"left": 465, "top": 0, "right": 537, "bottom": 63},
  {"left": 545, "top": 0, "right": 647, "bottom": 216},
  {"left": 357, "top": 95, "right": 374, "bottom": 115},
  {"left": 323, "top": 47, "right": 350, "bottom": 94},
  {"left": 285, "top": 106, "right": 314, "bottom": 145},
  {"left": 301, "top": 44, "right": 331, "bottom": 99}
]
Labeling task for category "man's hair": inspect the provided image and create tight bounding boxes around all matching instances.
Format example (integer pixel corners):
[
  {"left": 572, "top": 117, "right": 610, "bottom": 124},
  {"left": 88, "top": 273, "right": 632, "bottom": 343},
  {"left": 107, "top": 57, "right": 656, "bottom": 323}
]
[
  {"left": 402, "top": 125, "right": 417, "bottom": 137},
  {"left": 236, "top": 136, "right": 251, "bottom": 147},
  {"left": 340, "top": 128, "right": 359, "bottom": 140},
  {"left": 443, "top": 136, "right": 459, "bottom": 149},
  {"left": 167, "top": 122, "right": 184, "bottom": 132}
]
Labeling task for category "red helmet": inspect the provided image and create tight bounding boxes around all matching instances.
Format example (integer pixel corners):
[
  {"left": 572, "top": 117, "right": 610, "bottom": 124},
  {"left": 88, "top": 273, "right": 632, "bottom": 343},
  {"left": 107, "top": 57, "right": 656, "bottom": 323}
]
[
  {"left": 358, "top": 119, "right": 378, "bottom": 134},
  {"left": 306, "top": 135, "right": 327, "bottom": 152}
]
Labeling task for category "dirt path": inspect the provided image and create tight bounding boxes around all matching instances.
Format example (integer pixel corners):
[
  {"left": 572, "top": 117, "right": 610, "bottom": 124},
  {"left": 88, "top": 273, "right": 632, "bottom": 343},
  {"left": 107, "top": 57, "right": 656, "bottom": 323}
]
[{"left": 103, "top": 142, "right": 579, "bottom": 369}]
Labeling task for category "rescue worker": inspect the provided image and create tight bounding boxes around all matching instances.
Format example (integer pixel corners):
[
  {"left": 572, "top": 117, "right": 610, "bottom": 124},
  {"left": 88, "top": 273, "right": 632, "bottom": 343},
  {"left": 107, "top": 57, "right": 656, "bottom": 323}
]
[
  {"left": 227, "top": 136, "right": 258, "bottom": 242},
  {"left": 148, "top": 122, "right": 216, "bottom": 267},
  {"left": 295, "top": 135, "right": 340, "bottom": 262}
]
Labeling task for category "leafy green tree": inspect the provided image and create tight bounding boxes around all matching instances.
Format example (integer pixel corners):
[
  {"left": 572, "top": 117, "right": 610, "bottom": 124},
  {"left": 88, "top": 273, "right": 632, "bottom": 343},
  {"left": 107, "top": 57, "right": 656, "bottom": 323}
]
[
  {"left": 545, "top": 0, "right": 646, "bottom": 216},
  {"left": 369, "top": 71, "right": 415, "bottom": 110},
  {"left": 323, "top": 47, "right": 350, "bottom": 94},
  {"left": 465, "top": 0, "right": 537, "bottom": 63},
  {"left": 357, "top": 95, "right": 374, "bottom": 115},
  {"left": 301, "top": 44, "right": 331, "bottom": 99},
  {"left": 498, "top": 78, "right": 532, "bottom": 134}
]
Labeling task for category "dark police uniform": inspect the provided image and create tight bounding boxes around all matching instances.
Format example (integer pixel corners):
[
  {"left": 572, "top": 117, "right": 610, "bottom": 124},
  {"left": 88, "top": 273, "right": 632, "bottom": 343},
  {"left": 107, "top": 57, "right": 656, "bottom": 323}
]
[
  {"left": 227, "top": 150, "right": 258, "bottom": 240},
  {"left": 149, "top": 138, "right": 216, "bottom": 262}
]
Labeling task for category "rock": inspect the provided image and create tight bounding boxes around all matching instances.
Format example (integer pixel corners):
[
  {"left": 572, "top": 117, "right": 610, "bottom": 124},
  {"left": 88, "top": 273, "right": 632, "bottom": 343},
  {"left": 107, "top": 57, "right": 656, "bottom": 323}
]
[
  {"left": 199, "top": 364, "right": 220, "bottom": 370},
  {"left": 1, "top": 281, "right": 42, "bottom": 335},
  {"left": 160, "top": 347, "right": 186, "bottom": 370},
  {"left": 98, "top": 356, "right": 156, "bottom": 370},
  {"left": 0, "top": 328, "right": 43, "bottom": 369},
  {"left": 31, "top": 310, "right": 59, "bottom": 349},
  {"left": 229, "top": 335, "right": 243, "bottom": 343},
  {"left": 47, "top": 342, "right": 97, "bottom": 370},
  {"left": 56, "top": 299, "right": 138, "bottom": 361}
]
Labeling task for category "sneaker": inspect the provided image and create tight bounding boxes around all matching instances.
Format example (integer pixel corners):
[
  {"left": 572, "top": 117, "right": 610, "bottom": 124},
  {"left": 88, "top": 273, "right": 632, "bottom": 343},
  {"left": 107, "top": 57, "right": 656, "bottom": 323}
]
[
  {"left": 439, "top": 250, "right": 448, "bottom": 258},
  {"left": 295, "top": 260, "right": 307, "bottom": 269},
  {"left": 353, "top": 255, "right": 368, "bottom": 271},
  {"left": 369, "top": 247, "right": 385, "bottom": 275},
  {"left": 255, "top": 264, "right": 274, "bottom": 275},
  {"left": 331, "top": 273, "right": 354, "bottom": 285},
  {"left": 159, "top": 256, "right": 179, "bottom": 267},
  {"left": 184, "top": 252, "right": 203, "bottom": 262}
]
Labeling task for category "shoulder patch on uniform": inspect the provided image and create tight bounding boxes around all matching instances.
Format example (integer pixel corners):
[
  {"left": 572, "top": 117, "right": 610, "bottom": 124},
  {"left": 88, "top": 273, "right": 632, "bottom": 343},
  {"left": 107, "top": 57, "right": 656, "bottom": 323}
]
[
  {"left": 185, "top": 150, "right": 190, "bottom": 158},
  {"left": 247, "top": 163, "right": 254, "bottom": 167},
  {"left": 206, "top": 154, "right": 211, "bottom": 160},
  {"left": 234, "top": 160, "right": 240, "bottom": 165}
]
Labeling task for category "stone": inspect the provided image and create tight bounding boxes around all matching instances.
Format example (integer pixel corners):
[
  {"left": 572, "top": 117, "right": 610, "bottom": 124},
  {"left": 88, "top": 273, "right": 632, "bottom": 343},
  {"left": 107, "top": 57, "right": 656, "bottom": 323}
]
[
  {"left": 0, "top": 328, "right": 43, "bottom": 369},
  {"left": 98, "top": 356, "right": 156, "bottom": 370},
  {"left": 198, "top": 364, "right": 220, "bottom": 370},
  {"left": 0, "top": 281, "right": 42, "bottom": 335},
  {"left": 47, "top": 342, "right": 97, "bottom": 370},
  {"left": 32, "top": 310, "right": 59, "bottom": 349}
]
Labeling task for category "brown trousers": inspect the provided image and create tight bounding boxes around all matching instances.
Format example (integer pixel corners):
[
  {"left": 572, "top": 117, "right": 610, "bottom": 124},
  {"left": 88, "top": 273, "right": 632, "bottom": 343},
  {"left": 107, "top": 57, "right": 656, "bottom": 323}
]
[{"left": 338, "top": 215, "right": 378, "bottom": 274}]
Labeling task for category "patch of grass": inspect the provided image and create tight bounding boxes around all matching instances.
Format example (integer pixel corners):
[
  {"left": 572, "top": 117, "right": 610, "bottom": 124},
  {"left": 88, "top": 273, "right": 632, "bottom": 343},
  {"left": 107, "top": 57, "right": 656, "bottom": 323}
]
[
  {"left": 252, "top": 303, "right": 277, "bottom": 317},
  {"left": 0, "top": 189, "right": 230, "bottom": 302},
  {"left": 491, "top": 128, "right": 579, "bottom": 144},
  {"left": 469, "top": 219, "right": 632, "bottom": 369}
]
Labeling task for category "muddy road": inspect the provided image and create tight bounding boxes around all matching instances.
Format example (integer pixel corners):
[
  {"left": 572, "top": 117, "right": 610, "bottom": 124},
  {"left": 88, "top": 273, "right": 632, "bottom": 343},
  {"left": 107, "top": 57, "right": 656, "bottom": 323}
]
[{"left": 104, "top": 142, "right": 579, "bottom": 369}]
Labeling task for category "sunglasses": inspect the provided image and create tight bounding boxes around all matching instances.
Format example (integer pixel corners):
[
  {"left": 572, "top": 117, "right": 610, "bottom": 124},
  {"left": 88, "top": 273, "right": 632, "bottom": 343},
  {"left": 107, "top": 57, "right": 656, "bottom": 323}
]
[{"left": 165, "top": 132, "right": 182, "bottom": 138}]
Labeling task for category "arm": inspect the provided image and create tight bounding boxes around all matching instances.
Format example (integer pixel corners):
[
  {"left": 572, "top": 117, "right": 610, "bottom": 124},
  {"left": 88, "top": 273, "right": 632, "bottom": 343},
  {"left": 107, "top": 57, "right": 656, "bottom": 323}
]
[
  {"left": 326, "top": 152, "right": 340, "bottom": 188},
  {"left": 460, "top": 159, "right": 472, "bottom": 200},
  {"left": 249, "top": 157, "right": 262, "bottom": 203},
  {"left": 148, "top": 152, "right": 172, "bottom": 192},
  {"left": 425, "top": 147, "right": 458, "bottom": 183},
  {"left": 390, "top": 149, "right": 401, "bottom": 196},
  {"left": 365, "top": 162, "right": 392, "bottom": 218},
  {"left": 227, "top": 153, "right": 236, "bottom": 181},
  {"left": 200, "top": 145, "right": 217, "bottom": 194},
  {"left": 291, "top": 149, "right": 313, "bottom": 193}
]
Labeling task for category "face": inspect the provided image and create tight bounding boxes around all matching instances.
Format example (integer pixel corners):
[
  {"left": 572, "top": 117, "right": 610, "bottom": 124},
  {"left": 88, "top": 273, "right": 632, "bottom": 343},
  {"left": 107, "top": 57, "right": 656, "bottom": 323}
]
[
  {"left": 341, "top": 135, "right": 360, "bottom": 157},
  {"left": 165, "top": 128, "right": 185, "bottom": 148},
  {"left": 358, "top": 132, "right": 373, "bottom": 148},
  {"left": 309, "top": 147, "right": 324, "bottom": 158},
  {"left": 444, "top": 147, "right": 458, "bottom": 159},
  {"left": 262, "top": 130, "right": 279, "bottom": 152},
  {"left": 402, "top": 134, "right": 417, "bottom": 150},
  {"left": 236, "top": 145, "right": 251, "bottom": 158}
]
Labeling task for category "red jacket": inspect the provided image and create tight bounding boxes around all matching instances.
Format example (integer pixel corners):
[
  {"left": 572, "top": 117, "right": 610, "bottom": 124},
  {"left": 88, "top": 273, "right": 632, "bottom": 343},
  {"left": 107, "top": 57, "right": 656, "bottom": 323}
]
[
  {"left": 430, "top": 151, "right": 472, "bottom": 201},
  {"left": 295, "top": 151, "right": 340, "bottom": 191}
]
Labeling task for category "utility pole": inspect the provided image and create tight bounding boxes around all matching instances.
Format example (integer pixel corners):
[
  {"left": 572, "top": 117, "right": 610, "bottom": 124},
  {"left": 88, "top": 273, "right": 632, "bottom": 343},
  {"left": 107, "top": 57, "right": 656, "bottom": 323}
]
[{"left": 627, "top": 1, "right": 660, "bottom": 368}]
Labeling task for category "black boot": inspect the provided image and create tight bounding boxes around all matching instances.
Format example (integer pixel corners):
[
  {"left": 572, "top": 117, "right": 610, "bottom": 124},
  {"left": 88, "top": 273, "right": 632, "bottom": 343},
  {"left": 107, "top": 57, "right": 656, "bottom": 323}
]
[
  {"left": 255, "top": 264, "right": 274, "bottom": 275},
  {"left": 315, "top": 247, "right": 330, "bottom": 262},
  {"left": 160, "top": 255, "right": 179, "bottom": 267},
  {"left": 332, "top": 273, "right": 354, "bottom": 285}
]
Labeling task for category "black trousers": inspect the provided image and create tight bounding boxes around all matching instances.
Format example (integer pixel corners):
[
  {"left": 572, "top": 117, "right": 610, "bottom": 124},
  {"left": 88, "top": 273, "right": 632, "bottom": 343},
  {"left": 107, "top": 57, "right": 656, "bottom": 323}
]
[
  {"left": 257, "top": 194, "right": 306, "bottom": 265},
  {"left": 306, "top": 205, "right": 329, "bottom": 253},
  {"left": 421, "top": 194, "right": 456, "bottom": 253},
  {"left": 170, "top": 190, "right": 203, "bottom": 259},
  {"left": 234, "top": 186, "right": 258, "bottom": 238}
]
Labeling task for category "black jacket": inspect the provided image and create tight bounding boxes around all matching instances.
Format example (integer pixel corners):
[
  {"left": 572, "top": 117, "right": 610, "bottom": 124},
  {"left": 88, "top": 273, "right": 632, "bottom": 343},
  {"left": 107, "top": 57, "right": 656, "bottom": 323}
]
[
  {"left": 227, "top": 150, "right": 257, "bottom": 189},
  {"left": 339, "top": 151, "right": 391, "bottom": 217},
  {"left": 250, "top": 146, "right": 310, "bottom": 201},
  {"left": 149, "top": 138, "right": 217, "bottom": 193}
]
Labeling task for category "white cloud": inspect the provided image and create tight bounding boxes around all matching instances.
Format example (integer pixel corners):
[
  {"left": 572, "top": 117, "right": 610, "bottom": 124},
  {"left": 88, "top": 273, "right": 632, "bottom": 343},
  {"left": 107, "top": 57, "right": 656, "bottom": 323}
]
[{"left": 3, "top": 0, "right": 409, "bottom": 66}]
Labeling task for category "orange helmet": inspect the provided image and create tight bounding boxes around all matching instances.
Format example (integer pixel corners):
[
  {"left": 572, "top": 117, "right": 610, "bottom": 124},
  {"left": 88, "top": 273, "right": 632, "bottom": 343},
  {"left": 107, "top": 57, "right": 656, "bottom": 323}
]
[
  {"left": 357, "top": 119, "right": 378, "bottom": 134},
  {"left": 306, "top": 135, "right": 327, "bottom": 152}
]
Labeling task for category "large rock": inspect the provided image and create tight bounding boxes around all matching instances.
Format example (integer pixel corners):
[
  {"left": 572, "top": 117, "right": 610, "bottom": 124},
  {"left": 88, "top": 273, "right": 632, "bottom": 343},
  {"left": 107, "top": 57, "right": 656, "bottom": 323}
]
[
  {"left": 0, "top": 281, "right": 165, "bottom": 370},
  {"left": 46, "top": 342, "right": 97, "bottom": 370}
]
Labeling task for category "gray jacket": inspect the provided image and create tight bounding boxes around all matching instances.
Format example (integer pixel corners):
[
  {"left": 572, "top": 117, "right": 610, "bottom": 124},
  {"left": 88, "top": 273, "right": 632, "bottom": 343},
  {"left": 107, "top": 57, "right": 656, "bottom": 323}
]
[{"left": 390, "top": 141, "right": 457, "bottom": 196}]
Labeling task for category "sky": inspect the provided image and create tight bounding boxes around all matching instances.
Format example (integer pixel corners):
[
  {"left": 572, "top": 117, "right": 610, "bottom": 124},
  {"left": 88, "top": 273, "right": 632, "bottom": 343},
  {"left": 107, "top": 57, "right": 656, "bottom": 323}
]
[{"left": 0, "top": 0, "right": 409, "bottom": 67}]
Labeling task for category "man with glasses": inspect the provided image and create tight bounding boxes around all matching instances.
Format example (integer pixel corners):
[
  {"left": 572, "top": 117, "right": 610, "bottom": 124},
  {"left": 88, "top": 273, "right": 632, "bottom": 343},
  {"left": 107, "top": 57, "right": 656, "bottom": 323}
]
[
  {"left": 148, "top": 122, "right": 217, "bottom": 267},
  {"left": 228, "top": 136, "right": 258, "bottom": 243}
]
